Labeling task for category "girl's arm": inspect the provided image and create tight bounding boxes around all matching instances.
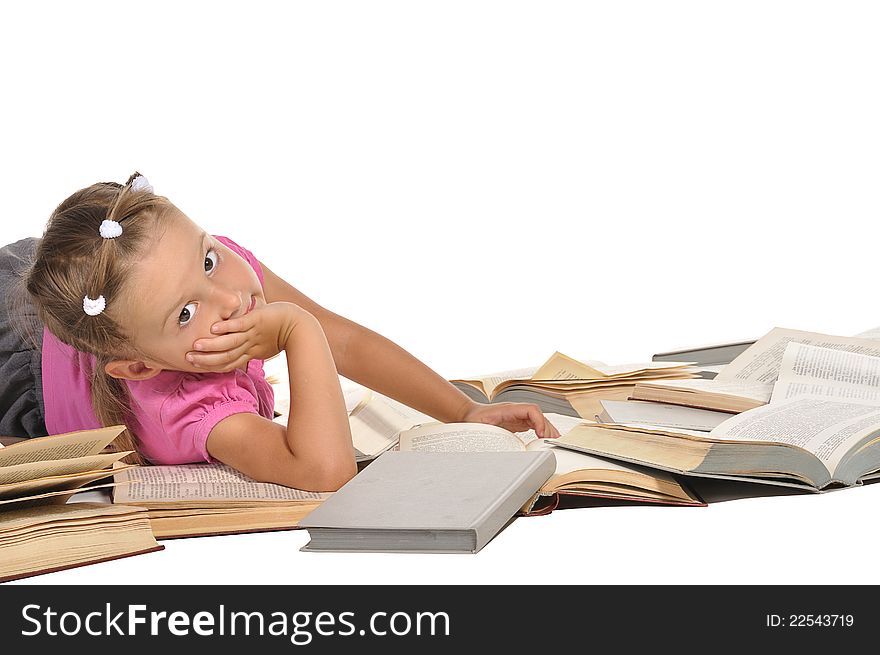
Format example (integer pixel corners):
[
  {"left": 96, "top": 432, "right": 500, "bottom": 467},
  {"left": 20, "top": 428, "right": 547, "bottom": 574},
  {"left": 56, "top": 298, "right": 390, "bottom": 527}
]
[
  {"left": 259, "top": 262, "right": 558, "bottom": 437},
  {"left": 205, "top": 303, "right": 357, "bottom": 491}
]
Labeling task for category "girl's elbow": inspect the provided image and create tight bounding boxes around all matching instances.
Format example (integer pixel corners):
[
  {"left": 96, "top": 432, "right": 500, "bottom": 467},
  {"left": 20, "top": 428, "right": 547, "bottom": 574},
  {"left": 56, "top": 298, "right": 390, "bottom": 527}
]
[
  {"left": 295, "top": 459, "right": 357, "bottom": 492},
  {"left": 319, "top": 459, "right": 358, "bottom": 491}
]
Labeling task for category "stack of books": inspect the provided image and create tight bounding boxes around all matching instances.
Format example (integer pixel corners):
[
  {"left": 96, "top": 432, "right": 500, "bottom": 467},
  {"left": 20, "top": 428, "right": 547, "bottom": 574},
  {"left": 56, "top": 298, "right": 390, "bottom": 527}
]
[
  {"left": 556, "top": 326, "right": 880, "bottom": 494},
  {"left": 0, "top": 426, "right": 162, "bottom": 583}
]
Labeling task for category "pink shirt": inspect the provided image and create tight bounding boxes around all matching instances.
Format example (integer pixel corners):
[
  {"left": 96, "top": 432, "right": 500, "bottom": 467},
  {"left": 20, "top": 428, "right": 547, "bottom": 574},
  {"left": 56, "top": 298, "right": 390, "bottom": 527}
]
[{"left": 41, "top": 235, "right": 275, "bottom": 464}]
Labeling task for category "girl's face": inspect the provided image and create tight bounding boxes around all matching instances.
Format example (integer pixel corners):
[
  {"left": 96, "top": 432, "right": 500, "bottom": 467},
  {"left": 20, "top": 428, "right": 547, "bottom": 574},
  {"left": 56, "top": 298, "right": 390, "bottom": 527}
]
[{"left": 109, "top": 209, "right": 265, "bottom": 377}]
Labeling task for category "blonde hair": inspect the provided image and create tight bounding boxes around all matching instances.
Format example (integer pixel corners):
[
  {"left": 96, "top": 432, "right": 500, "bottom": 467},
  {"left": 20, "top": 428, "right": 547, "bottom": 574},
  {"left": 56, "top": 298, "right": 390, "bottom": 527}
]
[{"left": 12, "top": 172, "right": 176, "bottom": 464}]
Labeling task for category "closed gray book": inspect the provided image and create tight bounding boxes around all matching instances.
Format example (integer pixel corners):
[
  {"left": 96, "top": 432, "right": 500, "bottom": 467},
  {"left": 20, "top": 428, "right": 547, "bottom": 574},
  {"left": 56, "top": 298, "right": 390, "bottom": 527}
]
[
  {"left": 652, "top": 339, "right": 756, "bottom": 367},
  {"left": 299, "top": 450, "right": 556, "bottom": 553}
]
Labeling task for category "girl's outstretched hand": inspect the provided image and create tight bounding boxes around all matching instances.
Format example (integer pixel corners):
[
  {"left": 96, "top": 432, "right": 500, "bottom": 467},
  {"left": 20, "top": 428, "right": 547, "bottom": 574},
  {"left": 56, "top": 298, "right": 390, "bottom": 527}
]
[
  {"left": 460, "top": 402, "right": 561, "bottom": 439},
  {"left": 186, "top": 301, "right": 308, "bottom": 373}
]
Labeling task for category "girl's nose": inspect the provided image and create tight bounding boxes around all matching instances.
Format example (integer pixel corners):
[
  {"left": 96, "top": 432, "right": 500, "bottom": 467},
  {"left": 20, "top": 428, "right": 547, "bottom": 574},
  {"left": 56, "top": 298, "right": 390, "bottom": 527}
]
[{"left": 217, "top": 286, "right": 243, "bottom": 319}]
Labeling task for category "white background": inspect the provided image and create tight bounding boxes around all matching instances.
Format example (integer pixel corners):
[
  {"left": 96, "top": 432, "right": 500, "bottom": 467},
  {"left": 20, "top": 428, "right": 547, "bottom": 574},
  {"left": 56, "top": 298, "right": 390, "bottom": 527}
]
[{"left": 3, "top": 1, "right": 880, "bottom": 585}]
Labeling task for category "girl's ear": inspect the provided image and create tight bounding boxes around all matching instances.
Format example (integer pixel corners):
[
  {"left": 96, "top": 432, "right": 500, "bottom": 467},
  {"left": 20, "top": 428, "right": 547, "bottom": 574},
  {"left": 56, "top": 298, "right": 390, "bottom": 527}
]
[{"left": 104, "top": 358, "right": 163, "bottom": 380}]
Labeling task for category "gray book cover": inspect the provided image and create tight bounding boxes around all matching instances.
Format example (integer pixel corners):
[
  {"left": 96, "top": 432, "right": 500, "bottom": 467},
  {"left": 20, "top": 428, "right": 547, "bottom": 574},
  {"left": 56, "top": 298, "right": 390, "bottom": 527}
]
[
  {"left": 652, "top": 339, "right": 756, "bottom": 366},
  {"left": 299, "top": 450, "right": 555, "bottom": 553}
]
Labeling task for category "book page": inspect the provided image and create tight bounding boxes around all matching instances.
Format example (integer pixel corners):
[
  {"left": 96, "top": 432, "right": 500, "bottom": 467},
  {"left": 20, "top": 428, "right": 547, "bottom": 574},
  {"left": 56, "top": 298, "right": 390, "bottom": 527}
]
[
  {"left": 0, "top": 482, "right": 120, "bottom": 507},
  {"left": 595, "top": 361, "right": 695, "bottom": 376},
  {"left": 524, "top": 438, "right": 675, "bottom": 478},
  {"left": 113, "top": 463, "right": 329, "bottom": 503},
  {"left": 397, "top": 422, "right": 527, "bottom": 452},
  {"left": 453, "top": 367, "right": 540, "bottom": 398},
  {"left": 715, "top": 327, "right": 880, "bottom": 385},
  {"left": 709, "top": 397, "right": 880, "bottom": 474},
  {"left": 0, "top": 501, "right": 147, "bottom": 532},
  {"left": 349, "top": 391, "right": 433, "bottom": 458},
  {"left": 852, "top": 326, "right": 880, "bottom": 340},
  {"left": 597, "top": 400, "right": 730, "bottom": 432},
  {"left": 532, "top": 352, "right": 607, "bottom": 380},
  {"left": 0, "top": 426, "right": 125, "bottom": 468},
  {"left": 533, "top": 352, "right": 694, "bottom": 381},
  {"left": 642, "top": 378, "right": 773, "bottom": 403},
  {"left": 772, "top": 342, "right": 880, "bottom": 405},
  {"left": 0, "top": 466, "right": 131, "bottom": 500},
  {"left": 0, "top": 451, "right": 129, "bottom": 486},
  {"left": 513, "top": 412, "right": 585, "bottom": 448}
]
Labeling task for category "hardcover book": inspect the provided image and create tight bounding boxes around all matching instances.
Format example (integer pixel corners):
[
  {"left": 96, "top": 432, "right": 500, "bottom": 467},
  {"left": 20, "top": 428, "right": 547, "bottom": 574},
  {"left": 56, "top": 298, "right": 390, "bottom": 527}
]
[{"left": 298, "top": 450, "right": 556, "bottom": 553}]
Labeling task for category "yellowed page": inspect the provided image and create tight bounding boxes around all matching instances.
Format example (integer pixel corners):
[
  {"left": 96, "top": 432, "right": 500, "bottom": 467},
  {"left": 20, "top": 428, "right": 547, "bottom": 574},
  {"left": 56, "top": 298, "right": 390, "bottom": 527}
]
[
  {"left": 0, "top": 501, "right": 147, "bottom": 532},
  {"left": 533, "top": 351, "right": 694, "bottom": 381},
  {"left": 397, "top": 422, "right": 526, "bottom": 452},
  {"left": 532, "top": 352, "right": 606, "bottom": 379},
  {"left": 113, "top": 463, "right": 329, "bottom": 504},
  {"left": 452, "top": 366, "right": 540, "bottom": 398},
  {"left": 0, "top": 426, "right": 126, "bottom": 468},
  {"left": 0, "top": 465, "right": 133, "bottom": 500},
  {"left": 0, "top": 482, "right": 120, "bottom": 507},
  {"left": 640, "top": 378, "right": 773, "bottom": 402},
  {"left": 567, "top": 386, "right": 637, "bottom": 419},
  {"left": 558, "top": 423, "right": 711, "bottom": 472},
  {"left": 0, "top": 451, "right": 130, "bottom": 486}
]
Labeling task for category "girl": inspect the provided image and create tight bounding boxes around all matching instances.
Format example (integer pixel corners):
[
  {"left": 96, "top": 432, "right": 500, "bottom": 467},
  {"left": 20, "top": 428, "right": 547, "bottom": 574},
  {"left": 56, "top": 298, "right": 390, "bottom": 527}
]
[{"left": 0, "top": 172, "right": 559, "bottom": 491}]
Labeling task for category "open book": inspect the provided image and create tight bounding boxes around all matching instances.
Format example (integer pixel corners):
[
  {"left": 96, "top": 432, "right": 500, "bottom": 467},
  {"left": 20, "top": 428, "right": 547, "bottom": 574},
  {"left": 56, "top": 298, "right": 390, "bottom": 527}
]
[
  {"left": 557, "top": 342, "right": 880, "bottom": 491},
  {"left": 634, "top": 326, "right": 880, "bottom": 413},
  {"left": 451, "top": 351, "right": 697, "bottom": 418},
  {"left": 345, "top": 389, "right": 432, "bottom": 463},
  {"left": 0, "top": 426, "right": 162, "bottom": 583},
  {"left": 396, "top": 413, "right": 703, "bottom": 513},
  {"left": 112, "top": 463, "right": 330, "bottom": 539}
]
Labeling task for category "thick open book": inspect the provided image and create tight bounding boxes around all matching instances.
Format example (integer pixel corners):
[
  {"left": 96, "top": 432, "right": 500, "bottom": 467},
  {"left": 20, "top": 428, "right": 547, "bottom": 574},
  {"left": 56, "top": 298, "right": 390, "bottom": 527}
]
[
  {"left": 396, "top": 414, "right": 703, "bottom": 513},
  {"left": 451, "top": 351, "right": 697, "bottom": 419},
  {"left": 0, "top": 425, "right": 162, "bottom": 583},
  {"left": 634, "top": 327, "right": 880, "bottom": 413},
  {"left": 557, "top": 342, "right": 880, "bottom": 491},
  {"left": 112, "top": 463, "right": 329, "bottom": 539}
]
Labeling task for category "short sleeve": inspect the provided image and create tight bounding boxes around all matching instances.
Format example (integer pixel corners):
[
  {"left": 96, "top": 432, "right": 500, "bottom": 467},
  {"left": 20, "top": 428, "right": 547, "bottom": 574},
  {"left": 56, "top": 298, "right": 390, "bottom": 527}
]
[{"left": 149, "top": 370, "right": 265, "bottom": 464}]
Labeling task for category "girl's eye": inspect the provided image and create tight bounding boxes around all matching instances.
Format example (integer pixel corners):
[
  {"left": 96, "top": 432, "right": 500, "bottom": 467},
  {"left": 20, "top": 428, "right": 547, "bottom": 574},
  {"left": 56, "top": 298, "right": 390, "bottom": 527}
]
[
  {"left": 205, "top": 249, "right": 218, "bottom": 273},
  {"left": 178, "top": 248, "right": 219, "bottom": 327},
  {"left": 179, "top": 302, "right": 197, "bottom": 327}
]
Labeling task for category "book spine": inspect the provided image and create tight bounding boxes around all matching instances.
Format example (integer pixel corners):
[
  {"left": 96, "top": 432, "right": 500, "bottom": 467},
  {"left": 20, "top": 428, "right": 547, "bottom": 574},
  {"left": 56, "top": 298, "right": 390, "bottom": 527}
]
[{"left": 471, "top": 452, "right": 556, "bottom": 551}]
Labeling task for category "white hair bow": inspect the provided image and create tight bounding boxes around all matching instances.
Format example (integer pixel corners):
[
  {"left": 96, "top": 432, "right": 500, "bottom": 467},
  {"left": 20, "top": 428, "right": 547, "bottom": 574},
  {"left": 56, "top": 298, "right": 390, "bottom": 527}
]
[{"left": 83, "top": 295, "right": 106, "bottom": 317}]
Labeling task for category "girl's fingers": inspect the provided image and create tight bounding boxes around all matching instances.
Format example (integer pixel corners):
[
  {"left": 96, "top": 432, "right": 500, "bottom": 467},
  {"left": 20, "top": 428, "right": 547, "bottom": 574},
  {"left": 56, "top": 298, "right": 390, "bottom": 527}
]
[
  {"left": 196, "top": 330, "right": 252, "bottom": 354},
  {"left": 211, "top": 315, "right": 253, "bottom": 335},
  {"left": 192, "top": 333, "right": 242, "bottom": 353},
  {"left": 188, "top": 346, "right": 247, "bottom": 369},
  {"left": 523, "top": 405, "right": 544, "bottom": 434}
]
